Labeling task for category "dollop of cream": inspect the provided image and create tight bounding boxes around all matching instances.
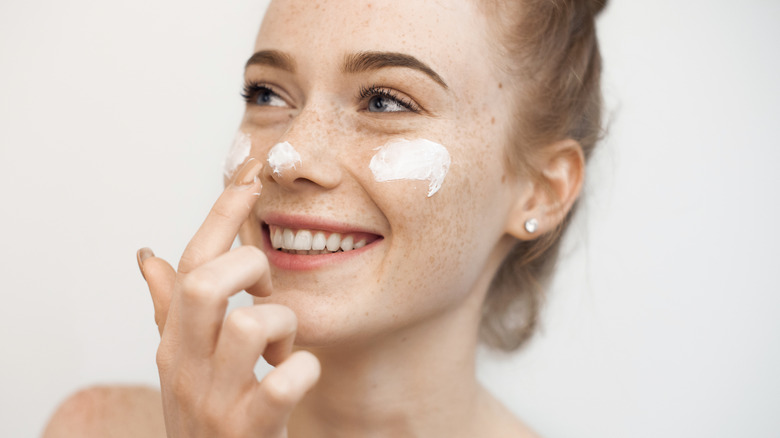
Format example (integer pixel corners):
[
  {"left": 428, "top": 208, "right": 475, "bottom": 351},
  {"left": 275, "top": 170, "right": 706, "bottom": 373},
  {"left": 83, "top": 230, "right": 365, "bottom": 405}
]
[
  {"left": 267, "top": 141, "right": 302, "bottom": 175},
  {"left": 223, "top": 131, "right": 252, "bottom": 178},
  {"left": 369, "top": 138, "right": 451, "bottom": 197}
]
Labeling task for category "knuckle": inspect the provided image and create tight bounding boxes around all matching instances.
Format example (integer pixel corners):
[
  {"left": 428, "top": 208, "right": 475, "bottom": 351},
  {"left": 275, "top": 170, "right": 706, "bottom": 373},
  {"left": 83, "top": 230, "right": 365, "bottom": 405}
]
[
  {"left": 155, "top": 345, "right": 174, "bottom": 372},
  {"left": 242, "top": 244, "right": 265, "bottom": 259},
  {"left": 272, "top": 304, "right": 298, "bottom": 328},
  {"left": 180, "top": 271, "right": 219, "bottom": 305},
  {"left": 237, "top": 245, "right": 269, "bottom": 269},
  {"left": 210, "top": 202, "right": 234, "bottom": 223},
  {"left": 224, "top": 308, "right": 264, "bottom": 337},
  {"left": 178, "top": 244, "right": 208, "bottom": 274},
  {"left": 260, "top": 373, "right": 297, "bottom": 407},
  {"left": 169, "top": 369, "right": 199, "bottom": 399}
]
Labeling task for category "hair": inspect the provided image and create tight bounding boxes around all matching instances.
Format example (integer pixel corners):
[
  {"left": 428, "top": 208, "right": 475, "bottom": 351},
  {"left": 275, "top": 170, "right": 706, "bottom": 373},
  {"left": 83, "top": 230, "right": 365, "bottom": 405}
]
[{"left": 479, "top": 0, "right": 608, "bottom": 351}]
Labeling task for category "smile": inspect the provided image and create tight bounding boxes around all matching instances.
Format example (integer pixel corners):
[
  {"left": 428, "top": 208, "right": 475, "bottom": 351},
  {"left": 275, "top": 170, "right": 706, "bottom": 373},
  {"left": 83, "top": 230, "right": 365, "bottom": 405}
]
[
  {"left": 259, "top": 215, "right": 384, "bottom": 270},
  {"left": 269, "top": 226, "right": 378, "bottom": 254}
]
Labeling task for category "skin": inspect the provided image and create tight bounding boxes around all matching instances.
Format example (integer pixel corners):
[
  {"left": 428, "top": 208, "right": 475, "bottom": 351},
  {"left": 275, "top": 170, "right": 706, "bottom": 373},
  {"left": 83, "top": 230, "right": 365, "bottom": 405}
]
[{"left": 44, "top": 0, "right": 585, "bottom": 436}]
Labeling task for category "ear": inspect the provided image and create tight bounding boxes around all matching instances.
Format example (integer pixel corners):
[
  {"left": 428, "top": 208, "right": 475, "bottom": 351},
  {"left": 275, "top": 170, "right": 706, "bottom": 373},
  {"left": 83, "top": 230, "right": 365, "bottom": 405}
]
[{"left": 505, "top": 139, "right": 585, "bottom": 240}]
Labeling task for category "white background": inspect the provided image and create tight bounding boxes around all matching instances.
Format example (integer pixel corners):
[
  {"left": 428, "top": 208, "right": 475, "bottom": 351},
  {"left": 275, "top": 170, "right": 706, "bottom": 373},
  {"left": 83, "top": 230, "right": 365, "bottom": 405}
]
[{"left": 2, "top": 0, "right": 779, "bottom": 436}]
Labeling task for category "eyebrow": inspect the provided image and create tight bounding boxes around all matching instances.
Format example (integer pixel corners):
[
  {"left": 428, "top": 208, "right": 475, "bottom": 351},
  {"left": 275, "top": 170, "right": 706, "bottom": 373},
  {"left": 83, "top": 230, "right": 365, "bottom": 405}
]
[
  {"left": 245, "top": 50, "right": 297, "bottom": 72},
  {"left": 342, "top": 51, "right": 449, "bottom": 90}
]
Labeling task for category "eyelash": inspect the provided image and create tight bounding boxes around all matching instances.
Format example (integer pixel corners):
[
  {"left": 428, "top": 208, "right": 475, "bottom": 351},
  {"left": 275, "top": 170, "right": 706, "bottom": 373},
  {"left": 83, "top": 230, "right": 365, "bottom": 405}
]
[
  {"left": 241, "top": 81, "right": 279, "bottom": 104},
  {"left": 240, "top": 81, "right": 421, "bottom": 113},
  {"left": 358, "top": 85, "right": 421, "bottom": 113}
]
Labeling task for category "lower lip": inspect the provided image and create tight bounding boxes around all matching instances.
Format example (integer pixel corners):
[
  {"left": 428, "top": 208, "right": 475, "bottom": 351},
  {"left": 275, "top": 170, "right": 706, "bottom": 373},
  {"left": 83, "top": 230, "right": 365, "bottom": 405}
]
[{"left": 261, "top": 227, "right": 382, "bottom": 271}]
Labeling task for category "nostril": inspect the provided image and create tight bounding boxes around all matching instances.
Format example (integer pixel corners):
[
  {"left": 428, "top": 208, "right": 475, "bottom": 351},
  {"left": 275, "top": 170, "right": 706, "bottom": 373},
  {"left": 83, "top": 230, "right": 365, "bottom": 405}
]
[{"left": 291, "top": 177, "right": 321, "bottom": 188}]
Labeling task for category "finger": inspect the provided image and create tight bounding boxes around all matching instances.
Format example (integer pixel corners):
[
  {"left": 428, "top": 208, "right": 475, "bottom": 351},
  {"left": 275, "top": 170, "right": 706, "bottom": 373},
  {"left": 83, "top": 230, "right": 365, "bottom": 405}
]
[
  {"left": 137, "top": 248, "right": 176, "bottom": 336},
  {"left": 211, "top": 304, "right": 297, "bottom": 398},
  {"left": 251, "top": 351, "right": 320, "bottom": 435},
  {"left": 177, "top": 245, "right": 272, "bottom": 357},
  {"left": 178, "top": 158, "right": 263, "bottom": 275}
]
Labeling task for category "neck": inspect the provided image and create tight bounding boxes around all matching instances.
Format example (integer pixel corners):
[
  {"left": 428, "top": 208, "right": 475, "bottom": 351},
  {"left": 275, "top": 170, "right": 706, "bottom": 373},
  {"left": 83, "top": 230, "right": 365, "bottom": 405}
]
[{"left": 288, "top": 295, "right": 487, "bottom": 438}]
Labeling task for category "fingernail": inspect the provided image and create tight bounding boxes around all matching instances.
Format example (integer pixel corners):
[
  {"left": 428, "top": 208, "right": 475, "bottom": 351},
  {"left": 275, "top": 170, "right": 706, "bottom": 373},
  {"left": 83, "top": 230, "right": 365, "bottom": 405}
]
[
  {"left": 136, "top": 247, "right": 154, "bottom": 280},
  {"left": 234, "top": 158, "right": 262, "bottom": 187}
]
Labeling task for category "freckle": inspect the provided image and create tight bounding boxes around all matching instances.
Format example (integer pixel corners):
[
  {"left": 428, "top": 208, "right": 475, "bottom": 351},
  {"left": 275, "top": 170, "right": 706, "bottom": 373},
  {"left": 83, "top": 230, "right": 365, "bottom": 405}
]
[
  {"left": 501, "top": 174, "right": 507, "bottom": 183},
  {"left": 491, "top": 117, "right": 495, "bottom": 125},
  {"left": 498, "top": 83, "right": 503, "bottom": 89}
]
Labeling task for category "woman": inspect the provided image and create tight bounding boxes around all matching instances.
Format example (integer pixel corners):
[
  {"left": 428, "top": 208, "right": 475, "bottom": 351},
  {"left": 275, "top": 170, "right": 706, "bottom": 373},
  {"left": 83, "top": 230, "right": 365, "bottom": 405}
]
[{"left": 44, "top": 0, "right": 606, "bottom": 436}]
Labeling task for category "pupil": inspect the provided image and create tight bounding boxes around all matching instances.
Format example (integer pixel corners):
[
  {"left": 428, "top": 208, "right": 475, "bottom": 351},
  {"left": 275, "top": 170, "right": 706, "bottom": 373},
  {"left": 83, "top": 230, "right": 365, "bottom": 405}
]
[
  {"left": 372, "top": 97, "right": 385, "bottom": 110},
  {"left": 260, "top": 92, "right": 271, "bottom": 103}
]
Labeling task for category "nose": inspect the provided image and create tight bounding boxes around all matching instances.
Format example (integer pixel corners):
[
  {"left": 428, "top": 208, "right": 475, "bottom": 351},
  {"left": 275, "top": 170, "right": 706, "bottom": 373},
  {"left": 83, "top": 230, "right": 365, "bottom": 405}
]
[{"left": 261, "top": 105, "right": 344, "bottom": 192}]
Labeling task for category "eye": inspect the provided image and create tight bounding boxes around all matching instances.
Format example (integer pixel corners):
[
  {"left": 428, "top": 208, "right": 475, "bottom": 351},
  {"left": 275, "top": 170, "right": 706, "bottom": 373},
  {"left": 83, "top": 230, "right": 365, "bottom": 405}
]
[
  {"left": 241, "top": 82, "right": 288, "bottom": 108},
  {"left": 359, "top": 85, "right": 420, "bottom": 113},
  {"left": 368, "top": 95, "right": 407, "bottom": 113}
]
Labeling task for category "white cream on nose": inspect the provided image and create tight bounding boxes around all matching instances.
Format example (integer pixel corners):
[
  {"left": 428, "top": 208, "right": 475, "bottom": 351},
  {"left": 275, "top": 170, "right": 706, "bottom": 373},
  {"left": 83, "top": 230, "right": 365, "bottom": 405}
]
[
  {"left": 369, "top": 138, "right": 451, "bottom": 197},
  {"left": 267, "top": 141, "right": 302, "bottom": 175}
]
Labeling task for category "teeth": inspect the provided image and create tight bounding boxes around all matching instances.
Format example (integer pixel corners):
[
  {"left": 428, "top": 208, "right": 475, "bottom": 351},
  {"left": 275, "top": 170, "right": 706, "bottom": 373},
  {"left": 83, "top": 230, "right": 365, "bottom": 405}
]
[
  {"left": 272, "top": 229, "right": 283, "bottom": 249},
  {"left": 326, "top": 233, "right": 341, "bottom": 251},
  {"left": 312, "top": 232, "right": 326, "bottom": 250},
  {"left": 270, "top": 227, "right": 372, "bottom": 254},
  {"left": 340, "top": 235, "right": 353, "bottom": 251},
  {"left": 283, "top": 229, "right": 295, "bottom": 249},
  {"left": 293, "top": 230, "right": 312, "bottom": 250}
]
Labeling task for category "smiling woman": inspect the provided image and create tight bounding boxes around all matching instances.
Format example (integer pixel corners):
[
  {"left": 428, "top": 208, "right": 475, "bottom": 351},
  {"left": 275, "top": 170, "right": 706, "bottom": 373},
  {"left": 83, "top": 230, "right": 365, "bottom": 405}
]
[{"left": 43, "top": 0, "right": 606, "bottom": 436}]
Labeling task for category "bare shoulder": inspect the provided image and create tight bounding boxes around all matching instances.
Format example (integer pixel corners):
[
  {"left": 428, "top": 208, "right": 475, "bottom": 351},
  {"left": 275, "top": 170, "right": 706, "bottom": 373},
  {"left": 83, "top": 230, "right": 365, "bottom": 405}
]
[{"left": 42, "top": 385, "right": 166, "bottom": 438}]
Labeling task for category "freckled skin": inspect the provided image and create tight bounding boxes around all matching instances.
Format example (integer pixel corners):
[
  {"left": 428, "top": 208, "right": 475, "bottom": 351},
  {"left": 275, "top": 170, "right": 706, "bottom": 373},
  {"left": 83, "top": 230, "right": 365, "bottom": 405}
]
[{"left": 237, "top": 0, "right": 519, "bottom": 348}]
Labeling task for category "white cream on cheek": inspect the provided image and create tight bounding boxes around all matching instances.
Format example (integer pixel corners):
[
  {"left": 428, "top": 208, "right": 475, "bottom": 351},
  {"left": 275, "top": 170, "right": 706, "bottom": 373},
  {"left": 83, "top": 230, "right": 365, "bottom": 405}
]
[
  {"left": 267, "top": 141, "right": 302, "bottom": 175},
  {"left": 223, "top": 130, "right": 252, "bottom": 178},
  {"left": 369, "top": 138, "right": 451, "bottom": 197}
]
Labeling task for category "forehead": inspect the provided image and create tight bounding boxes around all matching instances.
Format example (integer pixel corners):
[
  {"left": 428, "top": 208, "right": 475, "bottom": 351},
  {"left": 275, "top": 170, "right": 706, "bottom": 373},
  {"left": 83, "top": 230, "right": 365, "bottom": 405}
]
[{"left": 256, "top": 0, "right": 495, "bottom": 89}]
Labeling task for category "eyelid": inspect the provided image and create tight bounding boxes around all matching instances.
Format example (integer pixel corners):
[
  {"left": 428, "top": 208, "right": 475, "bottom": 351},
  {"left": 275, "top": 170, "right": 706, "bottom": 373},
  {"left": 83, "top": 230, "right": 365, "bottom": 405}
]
[
  {"left": 357, "top": 85, "right": 424, "bottom": 114},
  {"left": 241, "top": 80, "right": 294, "bottom": 108}
]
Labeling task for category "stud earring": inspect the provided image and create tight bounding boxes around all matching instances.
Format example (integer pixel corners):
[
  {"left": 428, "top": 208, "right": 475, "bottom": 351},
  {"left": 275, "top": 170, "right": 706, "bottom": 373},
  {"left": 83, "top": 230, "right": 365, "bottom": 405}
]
[{"left": 524, "top": 218, "right": 539, "bottom": 234}]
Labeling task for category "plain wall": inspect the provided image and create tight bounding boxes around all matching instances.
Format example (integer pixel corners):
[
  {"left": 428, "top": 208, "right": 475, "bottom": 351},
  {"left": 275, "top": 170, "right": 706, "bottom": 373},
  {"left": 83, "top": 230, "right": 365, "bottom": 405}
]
[{"left": 1, "top": 0, "right": 779, "bottom": 436}]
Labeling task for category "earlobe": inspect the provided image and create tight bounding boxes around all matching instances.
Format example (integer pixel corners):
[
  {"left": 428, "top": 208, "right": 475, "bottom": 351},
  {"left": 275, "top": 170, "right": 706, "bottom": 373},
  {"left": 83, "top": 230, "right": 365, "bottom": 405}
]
[{"left": 504, "top": 139, "right": 585, "bottom": 240}]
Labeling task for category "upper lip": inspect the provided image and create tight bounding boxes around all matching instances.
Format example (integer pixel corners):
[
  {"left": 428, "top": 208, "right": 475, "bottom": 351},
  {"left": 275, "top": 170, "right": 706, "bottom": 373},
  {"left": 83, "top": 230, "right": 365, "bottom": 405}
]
[{"left": 260, "top": 212, "right": 384, "bottom": 237}]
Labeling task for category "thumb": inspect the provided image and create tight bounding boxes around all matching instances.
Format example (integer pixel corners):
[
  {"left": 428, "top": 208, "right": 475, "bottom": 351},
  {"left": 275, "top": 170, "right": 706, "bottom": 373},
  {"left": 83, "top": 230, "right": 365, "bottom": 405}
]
[{"left": 137, "top": 247, "right": 176, "bottom": 335}]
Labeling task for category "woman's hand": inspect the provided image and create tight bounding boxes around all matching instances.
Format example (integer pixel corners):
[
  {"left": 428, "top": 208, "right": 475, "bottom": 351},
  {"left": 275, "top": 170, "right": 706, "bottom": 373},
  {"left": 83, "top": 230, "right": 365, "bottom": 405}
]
[{"left": 136, "top": 158, "right": 321, "bottom": 438}]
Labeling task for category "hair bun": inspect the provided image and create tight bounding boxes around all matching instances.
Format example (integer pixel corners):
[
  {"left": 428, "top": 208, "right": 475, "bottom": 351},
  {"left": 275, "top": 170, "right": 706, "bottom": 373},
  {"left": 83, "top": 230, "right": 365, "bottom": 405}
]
[{"left": 589, "top": 0, "right": 608, "bottom": 15}]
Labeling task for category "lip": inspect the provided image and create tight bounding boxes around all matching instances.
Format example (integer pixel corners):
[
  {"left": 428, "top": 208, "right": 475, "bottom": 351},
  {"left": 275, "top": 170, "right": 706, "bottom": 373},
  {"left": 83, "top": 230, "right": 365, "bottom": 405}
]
[{"left": 260, "top": 213, "right": 384, "bottom": 271}]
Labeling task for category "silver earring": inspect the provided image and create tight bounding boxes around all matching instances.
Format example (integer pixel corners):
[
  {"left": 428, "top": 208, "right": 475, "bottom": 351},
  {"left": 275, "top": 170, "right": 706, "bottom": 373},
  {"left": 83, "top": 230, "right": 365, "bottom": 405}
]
[{"left": 524, "top": 218, "right": 539, "bottom": 234}]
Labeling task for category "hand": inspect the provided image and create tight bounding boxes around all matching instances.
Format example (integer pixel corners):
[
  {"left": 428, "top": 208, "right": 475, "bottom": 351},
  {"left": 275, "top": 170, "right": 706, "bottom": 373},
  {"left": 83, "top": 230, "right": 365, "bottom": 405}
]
[{"left": 136, "top": 158, "right": 321, "bottom": 438}]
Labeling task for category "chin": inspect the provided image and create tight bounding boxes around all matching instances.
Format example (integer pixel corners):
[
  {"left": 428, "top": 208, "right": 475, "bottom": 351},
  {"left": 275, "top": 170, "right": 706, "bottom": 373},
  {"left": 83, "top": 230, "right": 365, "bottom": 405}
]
[{"left": 252, "top": 289, "right": 379, "bottom": 349}]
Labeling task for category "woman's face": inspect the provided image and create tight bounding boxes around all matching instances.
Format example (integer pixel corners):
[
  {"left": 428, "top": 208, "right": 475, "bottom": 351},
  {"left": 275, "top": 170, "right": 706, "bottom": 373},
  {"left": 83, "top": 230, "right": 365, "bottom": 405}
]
[{"left": 237, "top": 0, "right": 520, "bottom": 346}]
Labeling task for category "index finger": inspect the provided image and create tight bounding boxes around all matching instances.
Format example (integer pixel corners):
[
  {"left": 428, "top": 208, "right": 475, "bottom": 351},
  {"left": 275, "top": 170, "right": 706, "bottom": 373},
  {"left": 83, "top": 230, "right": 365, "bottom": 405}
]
[{"left": 178, "top": 157, "right": 263, "bottom": 274}]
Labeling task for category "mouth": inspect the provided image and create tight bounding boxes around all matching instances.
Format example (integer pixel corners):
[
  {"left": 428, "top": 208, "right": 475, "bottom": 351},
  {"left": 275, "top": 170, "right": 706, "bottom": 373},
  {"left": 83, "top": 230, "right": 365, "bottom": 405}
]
[
  {"left": 268, "top": 225, "right": 380, "bottom": 254},
  {"left": 260, "top": 215, "right": 384, "bottom": 270}
]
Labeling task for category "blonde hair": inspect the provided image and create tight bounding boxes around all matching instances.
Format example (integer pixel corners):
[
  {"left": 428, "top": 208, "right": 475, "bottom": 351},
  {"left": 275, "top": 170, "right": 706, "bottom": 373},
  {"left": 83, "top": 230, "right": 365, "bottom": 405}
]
[{"left": 480, "top": 0, "right": 608, "bottom": 351}]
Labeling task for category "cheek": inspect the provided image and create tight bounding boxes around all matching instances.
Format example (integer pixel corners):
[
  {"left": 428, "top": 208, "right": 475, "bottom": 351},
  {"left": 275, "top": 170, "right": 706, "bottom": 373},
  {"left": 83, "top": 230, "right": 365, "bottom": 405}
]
[
  {"left": 367, "top": 138, "right": 452, "bottom": 198},
  {"left": 223, "top": 130, "right": 252, "bottom": 179},
  {"left": 369, "top": 139, "right": 498, "bottom": 295}
]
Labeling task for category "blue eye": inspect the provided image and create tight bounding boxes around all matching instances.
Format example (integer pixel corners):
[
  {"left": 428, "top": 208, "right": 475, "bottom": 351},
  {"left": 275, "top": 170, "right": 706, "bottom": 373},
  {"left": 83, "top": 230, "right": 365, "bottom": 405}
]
[
  {"left": 242, "top": 83, "right": 288, "bottom": 107},
  {"left": 360, "top": 85, "right": 420, "bottom": 113},
  {"left": 368, "top": 95, "right": 408, "bottom": 113}
]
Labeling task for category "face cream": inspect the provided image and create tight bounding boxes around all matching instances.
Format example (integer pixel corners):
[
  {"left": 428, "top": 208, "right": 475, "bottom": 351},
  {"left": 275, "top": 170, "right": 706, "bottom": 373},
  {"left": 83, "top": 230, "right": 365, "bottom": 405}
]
[
  {"left": 369, "top": 138, "right": 451, "bottom": 197},
  {"left": 223, "top": 131, "right": 252, "bottom": 178},
  {"left": 267, "top": 141, "right": 302, "bottom": 175}
]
